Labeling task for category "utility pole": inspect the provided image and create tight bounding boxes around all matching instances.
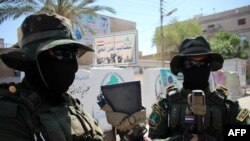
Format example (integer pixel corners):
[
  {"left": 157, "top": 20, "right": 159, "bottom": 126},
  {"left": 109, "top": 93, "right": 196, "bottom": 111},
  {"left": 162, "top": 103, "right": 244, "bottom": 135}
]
[
  {"left": 160, "top": 0, "right": 164, "bottom": 67},
  {"left": 159, "top": 0, "right": 177, "bottom": 67}
]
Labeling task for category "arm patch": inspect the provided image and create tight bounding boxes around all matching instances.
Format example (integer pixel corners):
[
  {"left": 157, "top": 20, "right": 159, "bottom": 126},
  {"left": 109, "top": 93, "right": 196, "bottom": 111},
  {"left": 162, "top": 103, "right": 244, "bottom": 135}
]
[
  {"left": 152, "top": 103, "right": 167, "bottom": 117},
  {"left": 148, "top": 111, "right": 161, "bottom": 128},
  {"left": 149, "top": 101, "right": 167, "bottom": 128},
  {"left": 236, "top": 108, "right": 250, "bottom": 122}
]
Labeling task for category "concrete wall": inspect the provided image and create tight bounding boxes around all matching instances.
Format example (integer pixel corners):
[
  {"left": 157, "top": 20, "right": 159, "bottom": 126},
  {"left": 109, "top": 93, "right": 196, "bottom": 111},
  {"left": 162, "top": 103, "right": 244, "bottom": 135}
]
[
  {"left": 77, "top": 52, "right": 94, "bottom": 66},
  {"left": 0, "top": 48, "right": 16, "bottom": 77},
  {"left": 0, "top": 60, "right": 15, "bottom": 77}
]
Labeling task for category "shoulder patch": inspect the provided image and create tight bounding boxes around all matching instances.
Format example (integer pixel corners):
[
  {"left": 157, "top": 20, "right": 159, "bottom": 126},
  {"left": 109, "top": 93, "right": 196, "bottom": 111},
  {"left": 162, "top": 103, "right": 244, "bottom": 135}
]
[
  {"left": 236, "top": 108, "right": 250, "bottom": 122},
  {"left": 215, "top": 85, "right": 228, "bottom": 97},
  {"left": 165, "top": 84, "right": 178, "bottom": 93}
]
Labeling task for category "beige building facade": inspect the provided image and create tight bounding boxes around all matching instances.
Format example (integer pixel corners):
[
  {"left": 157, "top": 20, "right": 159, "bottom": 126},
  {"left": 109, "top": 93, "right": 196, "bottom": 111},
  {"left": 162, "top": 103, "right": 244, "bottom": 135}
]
[
  {"left": 197, "top": 5, "right": 250, "bottom": 78},
  {"left": 145, "top": 5, "right": 250, "bottom": 61},
  {"left": 197, "top": 5, "right": 250, "bottom": 76},
  {"left": 197, "top": 5, "right": 250, "bottom": 40}
]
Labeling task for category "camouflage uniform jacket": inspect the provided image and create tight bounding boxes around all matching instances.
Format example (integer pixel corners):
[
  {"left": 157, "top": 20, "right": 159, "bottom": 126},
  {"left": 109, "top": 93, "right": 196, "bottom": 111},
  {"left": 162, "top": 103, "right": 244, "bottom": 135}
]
[
  {"left": 0, "top": 79, "right": 103, "bottom": 141},
  {"left": 148, "top": 86, "right": 250, "bottom": 141}
]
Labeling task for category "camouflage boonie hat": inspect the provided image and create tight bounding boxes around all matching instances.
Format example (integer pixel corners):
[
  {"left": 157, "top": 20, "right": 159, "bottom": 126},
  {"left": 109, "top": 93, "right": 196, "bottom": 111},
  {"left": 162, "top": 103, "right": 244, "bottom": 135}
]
[
  {"left": 170, "top": 36, "right": 224, "bottom": 75},
  {"left": 0, "top": 12, "right": 93, "bottom": 71}
]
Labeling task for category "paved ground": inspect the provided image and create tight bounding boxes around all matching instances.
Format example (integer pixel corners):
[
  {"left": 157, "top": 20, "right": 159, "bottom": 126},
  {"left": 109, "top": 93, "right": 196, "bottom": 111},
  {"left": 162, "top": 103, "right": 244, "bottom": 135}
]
[{"left": 238, "top": 87, "right": 250, "bottom": 109}]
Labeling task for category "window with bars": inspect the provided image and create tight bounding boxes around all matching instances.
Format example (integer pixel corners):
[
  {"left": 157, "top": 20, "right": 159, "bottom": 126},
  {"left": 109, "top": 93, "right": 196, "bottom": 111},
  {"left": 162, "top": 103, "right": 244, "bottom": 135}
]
[
  {"left": 208, "top": 24, "right": 215, "bottom": 28},
  {"left": 238, "top": 18, "right": 246, "bottom": 25}
]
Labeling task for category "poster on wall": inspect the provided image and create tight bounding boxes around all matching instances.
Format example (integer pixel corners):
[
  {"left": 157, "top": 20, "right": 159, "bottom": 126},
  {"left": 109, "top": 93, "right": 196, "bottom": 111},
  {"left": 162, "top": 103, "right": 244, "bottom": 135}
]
[
  {"left": 93, "top": 31, "right": 138, "bottom": 66},
  {"left": 74, "top": 14, "right": 110, "bottom": 46},
  {"left": 210, "top": 71, "right": 226, "bottom": 90},
  {"left": 210, "top": 71, "right": 243, "bottom": 99},
  {"left": 143, "top": 68, "right": 181, "bottom": 117},
  {"left": 67, "top": 68, "right": 135, "bottom": 132},
  {"left": 159, "top": 69, "right": 182, "bottom": 96},
  {"left": 89, "top": 67, "right": 135, "bottom": 132},
  {"left": 224, "top": 71, "right": 243, "bottom": 99}
]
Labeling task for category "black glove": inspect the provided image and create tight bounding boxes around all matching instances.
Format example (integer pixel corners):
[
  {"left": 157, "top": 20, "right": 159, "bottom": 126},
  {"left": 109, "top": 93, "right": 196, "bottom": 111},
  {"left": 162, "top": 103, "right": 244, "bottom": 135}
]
[{"left": 97, "top": 94, "right": 107, "bottom": 108}]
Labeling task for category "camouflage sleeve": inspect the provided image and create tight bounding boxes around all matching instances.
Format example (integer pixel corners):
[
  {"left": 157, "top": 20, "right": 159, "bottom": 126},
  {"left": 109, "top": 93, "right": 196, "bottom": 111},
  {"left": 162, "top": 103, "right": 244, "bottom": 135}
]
[
  {"left": 82, "top": 108, "right": 104, "bottom": 138},
  {"left": 0, "top": 100, "right": 33, "bottom": 141},
  {"left": 64, "top": 93, "right": 104, "bottom": 140},
  {"left": 148, "top": 98, "right": 170, "bottom": 139}
]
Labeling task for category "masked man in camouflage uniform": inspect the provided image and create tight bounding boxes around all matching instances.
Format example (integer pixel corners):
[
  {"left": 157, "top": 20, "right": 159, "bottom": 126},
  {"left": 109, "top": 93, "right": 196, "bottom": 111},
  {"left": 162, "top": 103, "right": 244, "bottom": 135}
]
[
  {"left": 148, "top": 36, "right": 250, "bottom": 141},
  {"left": 0, "top": 13, "right": 103, "bottom": 141}
]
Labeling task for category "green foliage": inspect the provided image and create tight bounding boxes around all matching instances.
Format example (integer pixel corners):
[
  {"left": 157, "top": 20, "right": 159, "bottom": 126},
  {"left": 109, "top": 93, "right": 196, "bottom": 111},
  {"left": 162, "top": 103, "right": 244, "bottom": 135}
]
[
  {"left": 0, "top": 0, "right": 115, "bottom": 24},
  {"left": 0, "top": 0, "right": 115, "bottom": 44},
  {"left": 210, "top": 31, "right": 249, "bottom": 59},
  {"left": 152, "top": 18, "right": 203, "bottom": 52}
]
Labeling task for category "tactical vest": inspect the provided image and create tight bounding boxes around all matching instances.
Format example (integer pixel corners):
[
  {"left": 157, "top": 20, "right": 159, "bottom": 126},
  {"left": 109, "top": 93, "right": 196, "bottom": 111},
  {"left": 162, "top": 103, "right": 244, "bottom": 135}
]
[
  {"left": 0, "top": 82, "right": 103, "bottom": 141},
  {"left": 165, "top": 86, "right": 235, "bottom": 139}
]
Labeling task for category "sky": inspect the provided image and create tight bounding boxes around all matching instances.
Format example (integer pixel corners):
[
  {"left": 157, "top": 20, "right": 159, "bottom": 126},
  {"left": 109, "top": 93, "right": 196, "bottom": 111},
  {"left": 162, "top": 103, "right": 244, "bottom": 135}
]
[{"left": 0, "top": 0, "right": 250, "bottom": 55}]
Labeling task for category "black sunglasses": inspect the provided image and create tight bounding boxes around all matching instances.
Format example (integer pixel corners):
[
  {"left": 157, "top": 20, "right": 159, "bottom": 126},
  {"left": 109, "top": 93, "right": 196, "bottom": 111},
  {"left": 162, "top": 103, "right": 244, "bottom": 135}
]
[
  {"left": 183, "top": 58, "right": 210, "bottom": 69},
  {"left": 49, "top": 46, "right": 79, "bottom": 61}
]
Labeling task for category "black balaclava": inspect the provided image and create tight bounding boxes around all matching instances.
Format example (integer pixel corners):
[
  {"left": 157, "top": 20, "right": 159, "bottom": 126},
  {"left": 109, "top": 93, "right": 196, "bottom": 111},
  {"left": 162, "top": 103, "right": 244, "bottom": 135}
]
[
  {"left": 25, "top": 47, "right": 78, "bottom": 101},
  {"left": 182, "top": 59, "right": 211, "bottom": 90}
]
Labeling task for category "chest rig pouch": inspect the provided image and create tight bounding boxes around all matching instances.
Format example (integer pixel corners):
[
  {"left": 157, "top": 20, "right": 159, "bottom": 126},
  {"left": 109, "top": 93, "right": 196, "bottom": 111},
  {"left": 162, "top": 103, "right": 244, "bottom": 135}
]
[
  {"left": 34, "top": 94, "right": 103, "bottom": 141},
  {"left": 166, "top": 85, "right": 187, "bottom": 129},
  {"left": 201, "top": 89, "right": 226, "bottom": 137},
  {"left": 167, "top": 88, "right": 226, "bottom": 128},
  {"left": 163, "top": 85, "right": 229, "bottom": 139}
]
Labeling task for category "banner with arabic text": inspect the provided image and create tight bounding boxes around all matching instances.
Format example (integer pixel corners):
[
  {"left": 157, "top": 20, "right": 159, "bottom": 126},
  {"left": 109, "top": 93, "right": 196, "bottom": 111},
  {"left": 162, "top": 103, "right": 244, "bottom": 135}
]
[{"left": 93, "top": 31, "right": 138, "bottom": 66}]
